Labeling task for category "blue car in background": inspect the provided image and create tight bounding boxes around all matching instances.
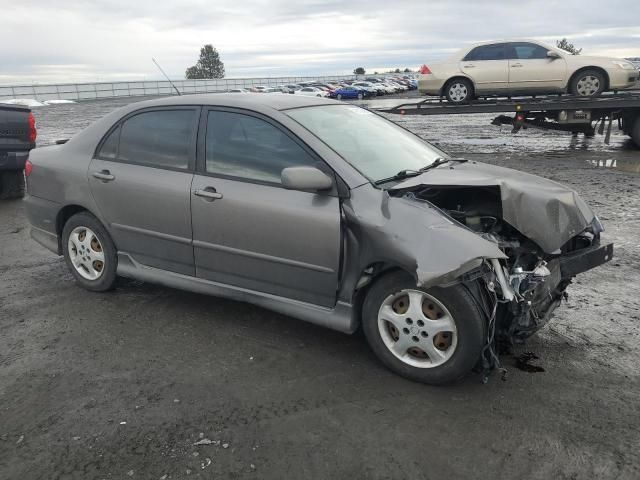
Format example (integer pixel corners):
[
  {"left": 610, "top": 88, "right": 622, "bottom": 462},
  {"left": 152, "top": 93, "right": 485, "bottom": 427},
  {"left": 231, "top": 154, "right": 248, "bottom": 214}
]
[{"left": 329, "top": 86, "right": 371, "bottom": 100}]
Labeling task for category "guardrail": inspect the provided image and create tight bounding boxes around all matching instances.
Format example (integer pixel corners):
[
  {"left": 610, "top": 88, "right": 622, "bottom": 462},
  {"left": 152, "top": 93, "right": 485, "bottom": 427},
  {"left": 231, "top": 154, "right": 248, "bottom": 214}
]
[{"left": 0, "top": 75, "right": 358, "bottom": 101}]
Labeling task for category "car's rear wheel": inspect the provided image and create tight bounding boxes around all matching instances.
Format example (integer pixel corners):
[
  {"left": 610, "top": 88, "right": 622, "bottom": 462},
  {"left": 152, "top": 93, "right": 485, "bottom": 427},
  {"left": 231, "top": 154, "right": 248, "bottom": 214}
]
[
  {"left": 357, "top": 92, "right": 364, "bottom": 100},
  {"left": 62, "top": 212, "right": 117, "bottom": 292},
  {"left": 444, "top": 78, "right": 473, "bottom": 104},
  {"left": 570, "top": 69, "right": 605, "bottom": 96},
  {"left": 361, "top": 271, "right": 485, "bottom": 385}
]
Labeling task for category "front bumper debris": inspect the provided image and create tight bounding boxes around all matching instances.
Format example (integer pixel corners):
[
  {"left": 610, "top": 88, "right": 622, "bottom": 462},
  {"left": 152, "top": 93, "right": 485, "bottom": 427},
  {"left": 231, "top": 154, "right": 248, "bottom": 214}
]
[{"left": 560, "top": 243, "right": 614, "bottom": 278}]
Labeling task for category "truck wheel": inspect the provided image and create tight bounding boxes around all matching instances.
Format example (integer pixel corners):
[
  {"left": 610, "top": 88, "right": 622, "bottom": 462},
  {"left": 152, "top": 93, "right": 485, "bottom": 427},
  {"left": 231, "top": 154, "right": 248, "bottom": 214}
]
[
  {"left": 361, "top": 271, "right": 485, "bottom": 385},
  {"left": 570, "top": 69, "right": 605, "bottom": 96},
  {"left": 444, "top": 78, "right": 474, "bottom": 104},
  {"left": 631, "top": 116, "right": 640, "bottom": 148},
  {"left": 62, "top": 212, "right": 117, "bottom": 292},
  {"left": 0, "top": 170, "right": 26, "bottom": 199}
]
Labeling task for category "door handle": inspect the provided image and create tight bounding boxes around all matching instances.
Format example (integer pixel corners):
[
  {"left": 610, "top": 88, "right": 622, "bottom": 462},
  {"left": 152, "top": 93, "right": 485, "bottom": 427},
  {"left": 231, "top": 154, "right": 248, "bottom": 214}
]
[
  {"left": 511, "top": 63, "right": 523, "bottom": 68},
  {"left": 92, "top": 170, "right": 115, "bottom": 182},
  {"left": 193, "top": 188, "right": 223, "bottom": 201},
  {"left": 463, "top": 65, "right": 475, "bottom": 69}
]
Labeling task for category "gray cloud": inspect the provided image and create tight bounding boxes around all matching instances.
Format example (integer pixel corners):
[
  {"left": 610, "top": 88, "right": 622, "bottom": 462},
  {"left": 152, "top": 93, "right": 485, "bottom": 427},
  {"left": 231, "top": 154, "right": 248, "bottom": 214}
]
[{"left": 2, "top": 0, "right": 639, "bottom": 83}]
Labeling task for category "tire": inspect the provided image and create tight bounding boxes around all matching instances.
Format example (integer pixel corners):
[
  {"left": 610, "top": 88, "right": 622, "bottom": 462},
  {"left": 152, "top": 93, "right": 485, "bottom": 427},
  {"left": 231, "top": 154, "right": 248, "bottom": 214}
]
[
  {"left": 337, "top": 94, "right": 343, "bottom": 100},
  {"left": 361, "top": 271, "right": 485, "bottom": 385},
  {"left": 357, "top": 93, "right": 363, "bottom": 100},
  {"left": 444, "top": 78, "right": 474, "bottom": 104},
  {"left": 631, "top": 116, "right": 640, "bottom": 148},
  {"left": 569, "top": 69, "right": 606, "bottom": 96},
  {"left": 0, "top": 170, "right": 25, "bottom": 199},
  {"left": 62, "top": 212, "right": 117, "bottom": 292}
]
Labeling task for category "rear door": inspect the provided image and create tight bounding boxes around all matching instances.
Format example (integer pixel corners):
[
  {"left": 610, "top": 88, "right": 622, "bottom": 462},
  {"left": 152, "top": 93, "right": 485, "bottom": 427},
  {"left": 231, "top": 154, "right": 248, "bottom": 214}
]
[
  {"left": 88, "top": 107, "right": 199, "bottom": 275},
  {"left": 507, "top": 42, "right": 567, "bottom": 92},
  {"left": 191, "top": 108, "right": 342, "bottom": 307},
  {"left": 460, "top": 43, "right": 509, "bottom": 92}
]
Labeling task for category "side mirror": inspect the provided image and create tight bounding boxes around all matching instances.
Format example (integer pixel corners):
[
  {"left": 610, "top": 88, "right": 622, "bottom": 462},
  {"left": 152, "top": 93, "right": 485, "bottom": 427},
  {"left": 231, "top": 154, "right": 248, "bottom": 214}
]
[
  {"left": 281, "top": 166, "right": 333, "bottom": 191},
  {"left": 547, "top": 50, "right": 561, "bottom": 60}
]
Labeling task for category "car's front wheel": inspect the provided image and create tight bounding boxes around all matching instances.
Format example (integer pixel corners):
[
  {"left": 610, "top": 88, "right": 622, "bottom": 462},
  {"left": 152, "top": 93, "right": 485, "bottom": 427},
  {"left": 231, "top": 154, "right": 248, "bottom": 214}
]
[
  {"left": 570, "top": 69, "right": 605, "bottom": 96},
  {"left": 62, "top": 212, "right": 117, "bottom": 292},
  {"left": 357, "top": 92, "right": 364, "bottom": 100},
  {"left": 362, "top": 271, "right": 485, "bottom": 385},
  {"left": 336, "top": 94, "right": 343, "bottom": 100}
]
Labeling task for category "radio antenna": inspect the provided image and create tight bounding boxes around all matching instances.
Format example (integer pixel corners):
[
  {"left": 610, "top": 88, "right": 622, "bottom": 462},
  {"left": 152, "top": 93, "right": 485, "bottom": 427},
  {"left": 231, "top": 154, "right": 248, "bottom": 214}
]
[{"left": 152, "top": 58, "right": 181, "bottom": 96}]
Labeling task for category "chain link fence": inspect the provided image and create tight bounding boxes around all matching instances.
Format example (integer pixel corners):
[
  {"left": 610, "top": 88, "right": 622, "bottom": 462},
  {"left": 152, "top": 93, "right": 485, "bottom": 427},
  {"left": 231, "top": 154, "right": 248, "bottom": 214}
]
[{"left": 0, "top": 75, "right": 358, "bottom": 102}]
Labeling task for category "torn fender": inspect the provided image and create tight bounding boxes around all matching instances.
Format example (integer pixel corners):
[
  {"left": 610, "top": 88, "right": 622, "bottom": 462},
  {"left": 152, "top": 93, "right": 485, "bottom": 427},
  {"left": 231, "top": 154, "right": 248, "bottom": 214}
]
[
  {"left": 343, "top": 186, "right": 506, "bottom": 289},
  {"left": 389, "top": 161, "right": 596, "bottom": 253}
]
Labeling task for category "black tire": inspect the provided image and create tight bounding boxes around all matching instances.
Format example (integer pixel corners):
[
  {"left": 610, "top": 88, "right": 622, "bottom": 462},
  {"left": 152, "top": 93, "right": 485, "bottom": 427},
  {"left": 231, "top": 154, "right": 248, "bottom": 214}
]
[
  {"left": 361, "top": 271, "right": 485, "bottom": 385},
  {"left": 569, "top": 69, "right": 606, "bottom": 96},
  {"left": 631, "top": 116, "right": 640, "bottom": 148},
  {"left": 444, "top": 78, "right": 474, "bottom": 104},
  {"left": 0, "top": 170, "right": 25, "bottom": 199},
  {"left": 62, "top": 212, "right": 117, "bottom": 292}
]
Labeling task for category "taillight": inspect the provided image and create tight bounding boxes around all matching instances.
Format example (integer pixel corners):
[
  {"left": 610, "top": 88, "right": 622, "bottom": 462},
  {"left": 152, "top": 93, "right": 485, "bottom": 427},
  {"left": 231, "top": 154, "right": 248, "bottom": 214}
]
[
  {"left": 420, "top": 64, "right": 432, "bottom": 74},
  {"left": 28, "top": 112, "right": 37, "bottom": 144},
  {"left": 25, "top": 159, "right": 33, "bottom": 177}
]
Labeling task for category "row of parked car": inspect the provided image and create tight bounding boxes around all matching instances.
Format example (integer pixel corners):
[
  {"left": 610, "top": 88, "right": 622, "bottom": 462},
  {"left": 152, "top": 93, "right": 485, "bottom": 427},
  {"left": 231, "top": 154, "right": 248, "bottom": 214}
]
[{"left": 229, "top": 76, "right": 418, "bottom": 99}]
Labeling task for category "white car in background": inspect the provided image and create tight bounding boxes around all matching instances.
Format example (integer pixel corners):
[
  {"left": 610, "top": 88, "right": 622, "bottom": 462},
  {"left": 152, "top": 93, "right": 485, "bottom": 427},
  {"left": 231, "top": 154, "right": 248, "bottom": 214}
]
[
  {"left": 419, "top": 39, "right": 639, "bottom": 103},
  {"left": 295, "top": 86, "right": 329, "bottom": 97}
]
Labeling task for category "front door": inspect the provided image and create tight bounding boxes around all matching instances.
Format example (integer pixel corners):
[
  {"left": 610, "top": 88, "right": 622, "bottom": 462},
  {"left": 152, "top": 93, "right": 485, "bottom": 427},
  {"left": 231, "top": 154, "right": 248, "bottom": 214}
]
[
  {"left": 88, "top": 107, "right": 199, "bottom": 275},
  {"left": 507, "top": 42, "right": 567, "bottom": 92},
  {"left": 460, "top": 43, "right": 509, "bottom": 93},
  {"left": 191, "top": 108, "right": 342, "bottom": 307}
]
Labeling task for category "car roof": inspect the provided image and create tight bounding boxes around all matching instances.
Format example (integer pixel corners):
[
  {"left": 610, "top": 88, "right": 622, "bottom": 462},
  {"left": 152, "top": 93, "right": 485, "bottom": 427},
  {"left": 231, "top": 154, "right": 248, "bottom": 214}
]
[{"left": 122, "top": 92, "right": 337, "bottom": 112}]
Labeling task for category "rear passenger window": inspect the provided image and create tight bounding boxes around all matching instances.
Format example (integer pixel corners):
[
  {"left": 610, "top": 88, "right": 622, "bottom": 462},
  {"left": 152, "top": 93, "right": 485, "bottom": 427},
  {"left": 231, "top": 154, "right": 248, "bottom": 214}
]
[
  {"left": 205, "top": 111, "right": 316, "bottom": 184},
  {"left": 464, "top": 44, "right": 506, "bottom": 61},
  {"left": 118, "top": 110, "right": 197, "bottom": 169},
  {"left": 511, "top": 42, "right": 550, "bottom": 60},
  {"left": 97, "top": 126, "right": 120, "bottom": 159}
]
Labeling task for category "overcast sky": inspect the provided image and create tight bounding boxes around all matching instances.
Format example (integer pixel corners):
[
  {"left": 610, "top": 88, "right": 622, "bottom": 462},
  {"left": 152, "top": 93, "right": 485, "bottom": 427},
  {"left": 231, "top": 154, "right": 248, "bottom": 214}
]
[{"left": 2, "top": 0, "right": 639, "bottom": 84}]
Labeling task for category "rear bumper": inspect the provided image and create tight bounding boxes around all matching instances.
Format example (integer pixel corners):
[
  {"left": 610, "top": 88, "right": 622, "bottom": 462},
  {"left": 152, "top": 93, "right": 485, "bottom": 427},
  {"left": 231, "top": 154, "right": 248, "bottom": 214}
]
[
  {"left": 418, "top": 74, "right": 446, "bottom": 95},
  {"left": 560, "top": 242, "right": 613, "bottom": 278},
  {"left": 0, "top": 151, "right": 29, "bottom": 170},
  {"left": 24, "top": 194, "right": 61, "bottom": 254}
]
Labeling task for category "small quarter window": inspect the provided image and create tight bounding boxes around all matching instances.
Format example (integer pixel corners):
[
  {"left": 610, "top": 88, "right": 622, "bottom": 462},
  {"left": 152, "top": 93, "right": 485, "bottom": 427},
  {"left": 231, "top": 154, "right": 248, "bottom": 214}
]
[{"left": 97, "top": 126, "right": 120, "bottom": 159}]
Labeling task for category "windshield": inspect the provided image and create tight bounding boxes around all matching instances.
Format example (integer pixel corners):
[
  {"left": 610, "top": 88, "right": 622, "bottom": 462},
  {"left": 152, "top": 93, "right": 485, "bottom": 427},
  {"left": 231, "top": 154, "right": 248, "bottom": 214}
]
[{"left": 285, "top": 105, "right": 447, "bottom": 183}]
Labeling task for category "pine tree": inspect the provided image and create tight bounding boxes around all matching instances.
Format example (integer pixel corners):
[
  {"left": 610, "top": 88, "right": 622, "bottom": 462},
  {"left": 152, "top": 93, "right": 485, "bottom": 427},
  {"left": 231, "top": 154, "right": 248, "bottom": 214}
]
[
  {"left": 185, "top": 45, "right": 225, "bottom": 79},
  {"left": 556, "top": 38, "right": 582, "bottom": 55}
]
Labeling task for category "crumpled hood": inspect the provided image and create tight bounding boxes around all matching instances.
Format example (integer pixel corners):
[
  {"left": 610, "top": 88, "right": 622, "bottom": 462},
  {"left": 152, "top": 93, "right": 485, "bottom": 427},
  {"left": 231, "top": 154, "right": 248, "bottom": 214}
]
[{"left": 390, "top": 161, "right": 596, "bottom": 253}]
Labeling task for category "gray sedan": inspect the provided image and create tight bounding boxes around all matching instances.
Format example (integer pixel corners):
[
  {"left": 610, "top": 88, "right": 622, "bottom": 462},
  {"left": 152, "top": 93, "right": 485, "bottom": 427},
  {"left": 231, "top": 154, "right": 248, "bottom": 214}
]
[{"left": 25, "top": 94, "right": 612, "bottom": 384}]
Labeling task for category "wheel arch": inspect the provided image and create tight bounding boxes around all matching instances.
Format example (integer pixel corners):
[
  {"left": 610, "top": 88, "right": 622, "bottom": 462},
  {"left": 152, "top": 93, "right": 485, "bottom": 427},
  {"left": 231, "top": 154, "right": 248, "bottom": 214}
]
[
  {"left": 440, "top": 75, "right": 476, "bottom": 97},
  {"left": 567, "top": 66, "right": 610, "bottom": 92},
  {"left": 350, "top": 262, "right": 417, "bottom": 327},
  {"left": 55, "top": 204, "right": 106, "bottom": 252}
]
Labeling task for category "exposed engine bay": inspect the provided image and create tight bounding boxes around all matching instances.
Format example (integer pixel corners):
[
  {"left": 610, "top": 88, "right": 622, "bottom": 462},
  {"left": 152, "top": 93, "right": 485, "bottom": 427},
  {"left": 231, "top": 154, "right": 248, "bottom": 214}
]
[{"left": 395, "top": 184, "right": 608, "bottom": 344}]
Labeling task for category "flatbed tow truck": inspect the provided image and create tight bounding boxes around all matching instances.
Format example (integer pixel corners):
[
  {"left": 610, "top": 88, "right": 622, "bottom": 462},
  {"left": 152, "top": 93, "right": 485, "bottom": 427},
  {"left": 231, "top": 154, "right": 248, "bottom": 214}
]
[{"left": 361, "top": 90, "right": 640, "bottom": 147}]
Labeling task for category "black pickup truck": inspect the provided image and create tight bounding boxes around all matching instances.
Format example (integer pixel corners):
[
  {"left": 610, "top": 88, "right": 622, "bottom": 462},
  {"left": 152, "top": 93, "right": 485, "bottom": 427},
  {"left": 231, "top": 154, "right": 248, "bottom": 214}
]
[{"left": 0, "top": 104, "right": 37, "bottom": 199}]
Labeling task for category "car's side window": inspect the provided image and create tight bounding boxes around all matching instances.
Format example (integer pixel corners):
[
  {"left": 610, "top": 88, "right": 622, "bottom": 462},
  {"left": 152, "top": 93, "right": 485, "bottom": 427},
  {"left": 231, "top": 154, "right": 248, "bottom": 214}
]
[
  {"left": 96, "top": 125, "right": 120, "bottom": 159},
  {"left": 117, "top": 109, "right": 197, "bottom": 170},
  {"left": 511, "top": 42, "right": 549, "bottom": 60},
  {"left": 464, "top": 44, "right": 506, "bottom": 61},
  {"left": 205, "top": 110, "right": 317, "bottom": 184}
]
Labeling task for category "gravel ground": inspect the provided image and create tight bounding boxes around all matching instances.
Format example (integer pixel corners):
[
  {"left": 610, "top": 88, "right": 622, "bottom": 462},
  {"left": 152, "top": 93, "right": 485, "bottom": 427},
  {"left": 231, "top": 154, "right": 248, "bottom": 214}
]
[{"left": 1, "top": 96, "right": 639, "bottom": 479}]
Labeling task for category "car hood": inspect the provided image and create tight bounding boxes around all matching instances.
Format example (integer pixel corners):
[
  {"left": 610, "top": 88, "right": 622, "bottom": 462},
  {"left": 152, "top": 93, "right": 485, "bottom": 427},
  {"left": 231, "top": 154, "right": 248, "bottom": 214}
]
[{"left": 389, "top": 161, "right": 596, "bottom": 253}]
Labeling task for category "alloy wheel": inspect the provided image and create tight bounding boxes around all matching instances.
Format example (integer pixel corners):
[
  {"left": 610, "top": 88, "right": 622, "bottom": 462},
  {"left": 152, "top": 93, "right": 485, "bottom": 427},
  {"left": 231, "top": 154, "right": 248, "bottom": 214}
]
[
  {"left": 576, "top": 75, "right": 601, "bottom": 96},
  {"left": 377, "top": 289, "right": 458, "bottom": 368},
  {"left": 448, "top": 82, "right": 468, "bottom": 102},
  {"left": 67, "top": 226, "right": 105, "bottom": 280}
]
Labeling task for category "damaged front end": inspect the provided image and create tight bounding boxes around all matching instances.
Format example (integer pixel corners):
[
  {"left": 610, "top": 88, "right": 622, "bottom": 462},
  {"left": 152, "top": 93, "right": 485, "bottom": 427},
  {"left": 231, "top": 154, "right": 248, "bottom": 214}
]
[{"left": 385, "top": 161, "right": 614, "bottom": 345}]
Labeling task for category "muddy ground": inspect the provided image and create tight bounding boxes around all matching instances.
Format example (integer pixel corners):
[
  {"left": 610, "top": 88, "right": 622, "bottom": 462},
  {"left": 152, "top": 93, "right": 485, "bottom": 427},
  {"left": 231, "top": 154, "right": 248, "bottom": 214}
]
[{"left": 1, "top": 97, "right": 639, "bottom": 479}]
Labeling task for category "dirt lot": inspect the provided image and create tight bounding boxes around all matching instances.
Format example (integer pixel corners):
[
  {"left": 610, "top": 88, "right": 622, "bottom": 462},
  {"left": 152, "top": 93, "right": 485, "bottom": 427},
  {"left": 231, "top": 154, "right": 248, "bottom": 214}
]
[{"left": 1, "top": 97, "right": 639, "bottom": 479}]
